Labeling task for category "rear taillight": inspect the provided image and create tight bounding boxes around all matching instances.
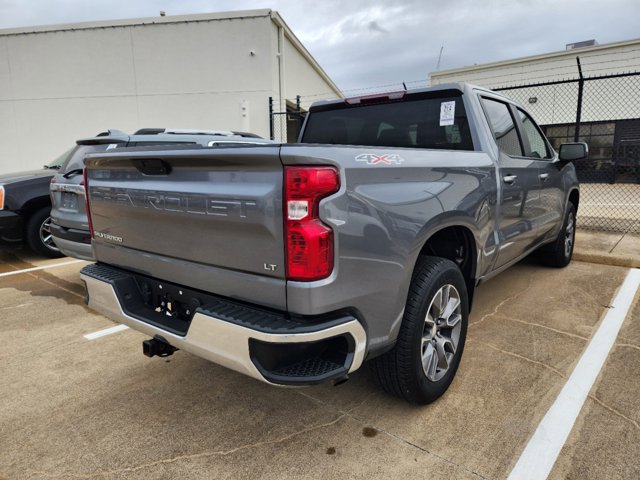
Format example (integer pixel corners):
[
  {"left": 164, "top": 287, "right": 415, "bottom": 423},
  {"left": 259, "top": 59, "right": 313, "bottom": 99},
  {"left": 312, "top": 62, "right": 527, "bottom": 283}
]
[
  {"left": 0, "top": 186, "right": 4, "bottom": 210},
  {"left": 284, "top": 166, "right": 340, "bottom": 281},
  {"left": 83, "top": 167, "right": 94, "bottom": 239}
]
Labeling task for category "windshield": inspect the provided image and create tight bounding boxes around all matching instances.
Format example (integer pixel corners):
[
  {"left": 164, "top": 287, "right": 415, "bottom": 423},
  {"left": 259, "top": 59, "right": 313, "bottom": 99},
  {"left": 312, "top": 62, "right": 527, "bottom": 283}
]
[{"left": 45, "top": 147, "right": 76, "bottom": 170}]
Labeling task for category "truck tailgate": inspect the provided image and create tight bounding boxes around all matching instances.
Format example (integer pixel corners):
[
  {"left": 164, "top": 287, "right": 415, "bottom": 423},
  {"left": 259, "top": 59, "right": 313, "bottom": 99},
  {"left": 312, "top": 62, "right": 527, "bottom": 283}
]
[{"left": 84, "top": 146, "right": 286, "bottom": 309}]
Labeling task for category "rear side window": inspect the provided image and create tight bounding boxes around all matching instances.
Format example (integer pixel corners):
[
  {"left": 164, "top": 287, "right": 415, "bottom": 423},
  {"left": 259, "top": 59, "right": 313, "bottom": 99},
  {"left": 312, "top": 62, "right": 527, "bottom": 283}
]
[
  {"left": 301, "top": 95, "right": 474, "bottom": 150},
  {"left": 60, "top": 144, "right": 114, "bottom": 173},
  {"left": 481, "top": 98, "right": 523, "bottom": 157}
]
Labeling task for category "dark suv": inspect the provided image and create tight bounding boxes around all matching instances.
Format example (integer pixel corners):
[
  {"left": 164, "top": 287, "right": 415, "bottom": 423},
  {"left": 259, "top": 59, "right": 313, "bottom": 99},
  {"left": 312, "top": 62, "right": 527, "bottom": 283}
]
[
  {"left": 0, "top": 148, "right": 73, "bottom": 257},
  {"left": 50, "top": 128, "right": 273, "bottom": 260}
]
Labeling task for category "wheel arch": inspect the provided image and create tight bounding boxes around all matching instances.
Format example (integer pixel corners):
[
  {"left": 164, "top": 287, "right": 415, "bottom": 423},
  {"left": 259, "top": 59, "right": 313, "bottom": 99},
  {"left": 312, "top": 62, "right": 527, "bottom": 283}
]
[
  {"left": 20, "top": 195, "right": 52, "bottom": 226},
  {"left": 568, "top": 188, "right": 579, "bottom": 211},
  {"left": 416, "top": 223, "right": 478, "bottom": 310}
]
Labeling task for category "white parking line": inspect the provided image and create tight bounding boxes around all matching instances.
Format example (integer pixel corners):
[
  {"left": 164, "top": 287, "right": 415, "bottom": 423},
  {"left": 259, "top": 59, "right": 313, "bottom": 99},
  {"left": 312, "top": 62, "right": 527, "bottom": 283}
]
[
  {"left": 83, "top": 324, "right": 129, "bottom": 340},
  {"left": 0, "top": 259, "right": 85, "bottom": 278},
  {"left": 508, "top": 268, "right": 640, "bottom": 480}
]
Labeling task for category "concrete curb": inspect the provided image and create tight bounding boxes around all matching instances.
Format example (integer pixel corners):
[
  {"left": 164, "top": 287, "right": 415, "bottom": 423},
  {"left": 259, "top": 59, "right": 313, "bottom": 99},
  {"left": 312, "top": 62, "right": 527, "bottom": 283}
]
[{"left": 573, "top": 251, "right": 640, "bottom": 269}]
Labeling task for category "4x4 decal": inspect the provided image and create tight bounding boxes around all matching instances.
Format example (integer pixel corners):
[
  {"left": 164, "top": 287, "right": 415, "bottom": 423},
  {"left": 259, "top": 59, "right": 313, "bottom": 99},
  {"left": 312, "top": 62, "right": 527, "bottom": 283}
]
[{"left": 355, "top": 153, "right": 405, "bottom": 165}]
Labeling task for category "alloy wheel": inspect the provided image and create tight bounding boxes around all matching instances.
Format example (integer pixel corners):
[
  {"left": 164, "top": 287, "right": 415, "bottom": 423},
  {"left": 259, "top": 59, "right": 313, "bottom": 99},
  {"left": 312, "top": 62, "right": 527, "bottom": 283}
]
[
  {"left": 421, "top": 284, "right": 462, "bottom": 382},
  {"left": 564, "top": 211, "right": 575, "bottom": 258},
  {"left": 39, "top": 216, "right": 60, "bottom": 253}
]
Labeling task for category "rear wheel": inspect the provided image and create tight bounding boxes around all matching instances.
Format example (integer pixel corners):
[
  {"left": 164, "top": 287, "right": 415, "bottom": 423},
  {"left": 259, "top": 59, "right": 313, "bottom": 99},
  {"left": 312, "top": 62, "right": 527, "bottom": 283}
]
[
  {"left": 370, "top": 256, "right": 469, "bottom": 404},
  {"left": 26, "top": 207, "right": 63, "bottom": 258}
]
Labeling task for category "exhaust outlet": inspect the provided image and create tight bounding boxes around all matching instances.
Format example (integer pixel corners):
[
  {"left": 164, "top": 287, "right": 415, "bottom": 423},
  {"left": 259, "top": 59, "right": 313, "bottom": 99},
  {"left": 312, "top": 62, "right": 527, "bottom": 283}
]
[{"left": 143, "top": 336, "right": 178, "bottom": 358}]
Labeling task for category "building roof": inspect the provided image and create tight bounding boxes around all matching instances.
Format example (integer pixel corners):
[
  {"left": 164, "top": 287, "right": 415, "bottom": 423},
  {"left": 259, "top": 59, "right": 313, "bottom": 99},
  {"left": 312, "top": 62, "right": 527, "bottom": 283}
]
[
  {"left": 430, "top": 37, "right": 640, "bottom": 79},
  {"left": 0, "top": 9, "right": 342, "bottom": 97},
  {"left": 0, "top": 9, "right": 273, "bottom": 36}
]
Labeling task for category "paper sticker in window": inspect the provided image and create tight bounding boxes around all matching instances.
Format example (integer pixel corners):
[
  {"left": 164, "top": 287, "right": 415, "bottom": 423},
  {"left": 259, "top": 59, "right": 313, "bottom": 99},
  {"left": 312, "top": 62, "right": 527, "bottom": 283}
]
[{"left": 440, "top": 101, "right": 455, "bottom": 126}]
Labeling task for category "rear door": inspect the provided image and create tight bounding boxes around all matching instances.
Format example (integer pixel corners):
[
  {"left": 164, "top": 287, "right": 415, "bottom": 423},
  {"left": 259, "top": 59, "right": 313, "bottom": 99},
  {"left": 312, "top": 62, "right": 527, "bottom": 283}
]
[{"left": 480, "top": 97, "right": 541, "bottom": 268}]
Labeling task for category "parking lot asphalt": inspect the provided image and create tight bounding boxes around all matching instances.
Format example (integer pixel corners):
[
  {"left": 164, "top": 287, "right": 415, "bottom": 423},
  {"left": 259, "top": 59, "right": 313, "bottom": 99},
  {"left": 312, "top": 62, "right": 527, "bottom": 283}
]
[{"left": 1, "top": 247, "right": 639, "bottom": 480}]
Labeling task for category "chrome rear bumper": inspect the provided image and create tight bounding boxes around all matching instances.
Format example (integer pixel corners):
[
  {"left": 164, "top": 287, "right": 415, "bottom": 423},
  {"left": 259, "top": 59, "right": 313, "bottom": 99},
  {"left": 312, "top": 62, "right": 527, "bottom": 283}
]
[{"left": 81, "top": 264, "right": 367, "bottom": 385}]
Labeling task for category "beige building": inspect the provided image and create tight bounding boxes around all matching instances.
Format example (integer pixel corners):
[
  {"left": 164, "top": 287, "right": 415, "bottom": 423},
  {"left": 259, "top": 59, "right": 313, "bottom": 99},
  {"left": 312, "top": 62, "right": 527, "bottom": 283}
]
[
  {"left": 430, "top": 38, "right": 640, "bottom": 125},
  {"left": 430, "top": 39, "right": 640, "bottom": 183},
  {"left": 0, "top": 9, "right": 341, "bottom": 174},
  {"left": 430, "top": 38, "right": 640, "bottom": 87}
]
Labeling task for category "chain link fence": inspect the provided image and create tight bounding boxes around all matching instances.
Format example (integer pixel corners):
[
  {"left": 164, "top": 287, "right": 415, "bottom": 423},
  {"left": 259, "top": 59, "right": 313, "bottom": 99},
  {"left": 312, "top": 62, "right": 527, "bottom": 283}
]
[
  {"left": 494, "top": 71, "right": 640, "bottom": 233},
  {"left": 269, "top": 96, "right": 307, "bottom": 143}
]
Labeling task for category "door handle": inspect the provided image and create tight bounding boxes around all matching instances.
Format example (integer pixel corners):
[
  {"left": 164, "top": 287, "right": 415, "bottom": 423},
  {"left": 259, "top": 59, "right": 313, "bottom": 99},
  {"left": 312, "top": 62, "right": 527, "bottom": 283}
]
[
  {"left": 539, "top": 173, "right": 550, "bottom": 181},
  {"left": 503, "top": 175, "right": 517, "bottom": 184}
]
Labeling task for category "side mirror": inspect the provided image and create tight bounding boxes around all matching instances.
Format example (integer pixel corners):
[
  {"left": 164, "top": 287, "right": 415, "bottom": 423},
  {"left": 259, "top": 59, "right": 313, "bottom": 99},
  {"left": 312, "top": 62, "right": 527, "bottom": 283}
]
[{"left": 559, "top": 142, "right": 589, "bottom": 162}]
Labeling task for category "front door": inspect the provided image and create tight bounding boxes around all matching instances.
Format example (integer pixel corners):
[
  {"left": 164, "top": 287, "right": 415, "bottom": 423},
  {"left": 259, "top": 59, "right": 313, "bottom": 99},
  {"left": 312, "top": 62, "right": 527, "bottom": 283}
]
[
  {"left": 515, "top": 108, "right": 564, "bottom": 243},
  {"left": 480, "top": 97, "right": 541, "bottom": 269}
]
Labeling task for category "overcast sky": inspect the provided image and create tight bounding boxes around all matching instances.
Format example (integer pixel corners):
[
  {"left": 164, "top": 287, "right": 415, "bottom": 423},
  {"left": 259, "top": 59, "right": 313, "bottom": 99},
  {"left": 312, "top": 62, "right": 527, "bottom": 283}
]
[{"left": 1, "top": 0, "right": 638, "bottom": 94}]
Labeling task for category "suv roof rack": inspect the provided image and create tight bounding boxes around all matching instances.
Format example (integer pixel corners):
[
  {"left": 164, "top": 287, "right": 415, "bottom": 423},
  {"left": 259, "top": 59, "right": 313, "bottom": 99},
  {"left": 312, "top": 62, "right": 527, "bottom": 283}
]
[
  {"left": 132, "top": 128, "right": 264, "bottom": 138},
  {"left": 133, "top": 128, "right": 166, "bottom": 135},
  {"left": 163, "top": 128, "right": 235, "bottom": 136},
  {"left": 231, "top": 131, "right": 263, "bottom": 138}
]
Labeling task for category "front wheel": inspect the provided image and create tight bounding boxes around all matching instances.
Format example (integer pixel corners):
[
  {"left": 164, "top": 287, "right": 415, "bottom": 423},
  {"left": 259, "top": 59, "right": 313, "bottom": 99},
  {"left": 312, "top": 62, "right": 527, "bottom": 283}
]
[
  {"left": 25, "top": 207, "right": 64, "bottom": 258},
  {"left": 370, "top": 256, "right": 469, "bottom": 404},
  {"left": 539, "top": 202, "right": 576, "bottom": 268}
]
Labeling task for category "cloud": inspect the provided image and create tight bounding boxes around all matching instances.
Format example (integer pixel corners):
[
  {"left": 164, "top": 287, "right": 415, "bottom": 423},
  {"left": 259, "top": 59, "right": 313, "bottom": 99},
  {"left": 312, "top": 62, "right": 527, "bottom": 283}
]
[{"left": 368, "top": 21, "right": 387, "bottom": 34}]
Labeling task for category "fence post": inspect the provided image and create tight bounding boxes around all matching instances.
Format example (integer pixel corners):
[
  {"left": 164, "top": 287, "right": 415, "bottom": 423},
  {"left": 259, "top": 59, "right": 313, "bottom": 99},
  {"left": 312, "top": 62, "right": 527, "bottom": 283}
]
[
  {"left": 574, "top": 57, "right": 584, "bottom": 142},
  {"left": 295, "top": 95, "right": 302, "bottom": 140},
  {"left": 268, "top": 96, "right": 274, "bottom": 141}
]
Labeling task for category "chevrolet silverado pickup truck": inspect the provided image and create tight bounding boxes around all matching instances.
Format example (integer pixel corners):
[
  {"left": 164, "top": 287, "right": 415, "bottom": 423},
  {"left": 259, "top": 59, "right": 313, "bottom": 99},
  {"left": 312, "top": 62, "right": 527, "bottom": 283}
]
[{"left": 80, "top": 83, "right": 584, "bottom": 404}]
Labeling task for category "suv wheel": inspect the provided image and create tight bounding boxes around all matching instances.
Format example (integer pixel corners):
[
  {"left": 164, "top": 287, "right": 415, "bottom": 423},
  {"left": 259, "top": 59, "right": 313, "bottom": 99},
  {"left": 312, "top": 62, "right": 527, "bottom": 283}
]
[
  {"left": 26, "top": 207, "right": 64, "bottom": 258},
  {"left": 370, "top": 256, "right": 469, "bottom": 404}
]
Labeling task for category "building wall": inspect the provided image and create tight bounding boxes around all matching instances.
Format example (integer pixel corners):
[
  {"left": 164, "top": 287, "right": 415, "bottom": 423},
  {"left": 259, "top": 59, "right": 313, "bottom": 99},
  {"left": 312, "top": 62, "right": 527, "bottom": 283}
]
[
  {"left": 268, "top": 17, "right": 342, "bottom": 142},
  {"left": 282, "top": 35, "right": 340, "bottom": 110},
  {"left": 430, "top": 40, "right": 640, "bottom": 88},
  {"left": 0, "top": 11, "right": 339, "bottom": 174},
  {"left": 430, "top": 39, "right": 640, "bottom": 125}
]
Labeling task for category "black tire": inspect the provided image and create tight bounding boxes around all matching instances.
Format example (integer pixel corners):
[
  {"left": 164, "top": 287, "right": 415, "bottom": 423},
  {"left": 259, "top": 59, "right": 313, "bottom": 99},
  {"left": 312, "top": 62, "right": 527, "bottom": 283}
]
[
  {"left": 539, "top": 203, "right": 576, "bottom": 268},
  {"left": 25, "top": 207, "right": 64, "bottom": 258},
  {"left": 370, "top": 256, "right": 469, "bottom": 404}
]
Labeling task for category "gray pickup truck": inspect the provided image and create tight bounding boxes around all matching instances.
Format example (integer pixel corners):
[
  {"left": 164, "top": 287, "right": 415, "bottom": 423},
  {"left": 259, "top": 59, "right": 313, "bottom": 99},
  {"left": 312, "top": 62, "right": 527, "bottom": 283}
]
[{"left": 80, "top": 83, "right": 583, "bottom": 404}]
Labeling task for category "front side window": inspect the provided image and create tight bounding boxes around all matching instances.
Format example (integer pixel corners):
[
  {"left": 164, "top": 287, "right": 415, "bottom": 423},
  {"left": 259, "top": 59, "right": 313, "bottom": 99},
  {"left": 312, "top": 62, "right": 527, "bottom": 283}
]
[
  {"left": 517, "top": 109, "right": 551, "bottom": 159},
  {"left": 481, "top": 98, "right": 523, "bottom": 157}
]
